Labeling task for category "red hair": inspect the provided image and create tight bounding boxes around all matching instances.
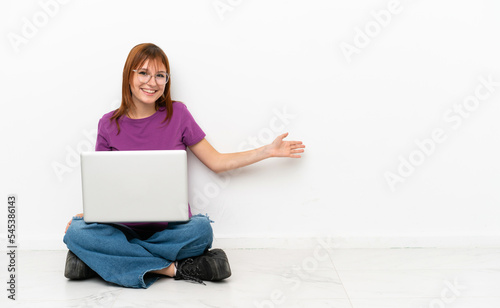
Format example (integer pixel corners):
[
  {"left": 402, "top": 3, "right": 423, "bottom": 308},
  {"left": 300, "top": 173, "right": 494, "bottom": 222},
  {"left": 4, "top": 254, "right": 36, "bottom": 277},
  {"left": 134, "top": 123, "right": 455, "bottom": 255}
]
[{"left": 111, "top": 43, "right": 173, "bottom": 133}]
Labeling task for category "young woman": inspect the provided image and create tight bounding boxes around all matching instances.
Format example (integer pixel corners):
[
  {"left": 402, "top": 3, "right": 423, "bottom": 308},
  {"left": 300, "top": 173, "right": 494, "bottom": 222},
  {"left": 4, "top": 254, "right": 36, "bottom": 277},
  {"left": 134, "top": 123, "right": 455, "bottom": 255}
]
[{"left": 63, "top": 43, "right": 305, "bottom": 288}]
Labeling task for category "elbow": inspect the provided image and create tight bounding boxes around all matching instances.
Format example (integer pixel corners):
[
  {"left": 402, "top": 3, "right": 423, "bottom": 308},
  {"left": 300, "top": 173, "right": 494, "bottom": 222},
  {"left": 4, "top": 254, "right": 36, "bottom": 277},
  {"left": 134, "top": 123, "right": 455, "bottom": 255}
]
[
  {"left": 205, "top": 153, "right": 238, "bottom": 174},
  {"left": 210, "top": 160, "right": 234, "bottom": 174},
  {"left": 211, "top": 166, "right": 225, "bottom": 174},
  {"left": 209, "top": 153, "right": 227, "bottom": 174},
  {"left": 204, "top": 160, "right": 224, "bottom": 174}
]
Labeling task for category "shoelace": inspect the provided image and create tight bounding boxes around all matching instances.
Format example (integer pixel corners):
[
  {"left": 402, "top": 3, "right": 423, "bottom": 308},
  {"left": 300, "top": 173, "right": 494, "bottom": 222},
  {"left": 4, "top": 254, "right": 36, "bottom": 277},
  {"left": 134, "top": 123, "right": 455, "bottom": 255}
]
[{"left": 176, "top": 259, "right": 206, "bottom": 285}]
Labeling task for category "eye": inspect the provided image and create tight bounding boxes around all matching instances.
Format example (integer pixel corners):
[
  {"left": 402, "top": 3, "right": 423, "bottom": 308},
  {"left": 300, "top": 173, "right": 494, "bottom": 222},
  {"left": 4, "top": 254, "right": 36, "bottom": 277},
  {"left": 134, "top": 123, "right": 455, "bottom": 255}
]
[
  {"left": 138, "top": 71, "right": 148, "bottom": 76},
  {"left": 156, "top": 73, "right": 166, "bottom": 79}
]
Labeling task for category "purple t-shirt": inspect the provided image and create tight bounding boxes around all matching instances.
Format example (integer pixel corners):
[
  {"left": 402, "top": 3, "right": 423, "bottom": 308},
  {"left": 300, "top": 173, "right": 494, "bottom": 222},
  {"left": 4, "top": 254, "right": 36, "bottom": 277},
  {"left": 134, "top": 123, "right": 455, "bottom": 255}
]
[{"left": 95, "top": 101, "right": 205, "bottom": 234}]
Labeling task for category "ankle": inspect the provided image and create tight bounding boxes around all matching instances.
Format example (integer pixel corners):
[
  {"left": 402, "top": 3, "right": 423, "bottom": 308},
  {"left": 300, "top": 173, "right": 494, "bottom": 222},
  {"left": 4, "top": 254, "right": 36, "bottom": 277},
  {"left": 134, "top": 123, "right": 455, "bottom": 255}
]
[
  {"left": 167, "top": 263, "right": 176, "bottom": 277},
  {"left": 152, "top": 263, "right": 176, "bottom": 277}
]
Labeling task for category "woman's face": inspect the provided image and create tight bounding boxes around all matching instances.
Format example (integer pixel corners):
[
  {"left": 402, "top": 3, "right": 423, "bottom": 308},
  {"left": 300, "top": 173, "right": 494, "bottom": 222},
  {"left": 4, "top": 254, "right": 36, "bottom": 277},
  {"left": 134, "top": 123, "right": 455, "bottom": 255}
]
[{"left": 130, "top": 59, "right": 167, "bottom": 108}]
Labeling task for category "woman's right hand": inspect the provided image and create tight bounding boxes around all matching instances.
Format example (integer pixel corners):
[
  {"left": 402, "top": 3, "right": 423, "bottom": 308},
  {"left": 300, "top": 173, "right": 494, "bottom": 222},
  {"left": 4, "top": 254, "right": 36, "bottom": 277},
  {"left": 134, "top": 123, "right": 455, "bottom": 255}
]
[{"left": 65, "top": 213, "right": 83, "bottom": 233}]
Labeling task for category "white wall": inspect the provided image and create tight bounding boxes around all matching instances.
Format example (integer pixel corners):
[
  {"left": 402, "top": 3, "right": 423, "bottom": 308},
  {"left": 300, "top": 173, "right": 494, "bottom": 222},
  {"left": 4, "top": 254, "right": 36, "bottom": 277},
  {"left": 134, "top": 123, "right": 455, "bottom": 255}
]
[{"left": 1, "top": 0, "right": 499, "bottom": 249}]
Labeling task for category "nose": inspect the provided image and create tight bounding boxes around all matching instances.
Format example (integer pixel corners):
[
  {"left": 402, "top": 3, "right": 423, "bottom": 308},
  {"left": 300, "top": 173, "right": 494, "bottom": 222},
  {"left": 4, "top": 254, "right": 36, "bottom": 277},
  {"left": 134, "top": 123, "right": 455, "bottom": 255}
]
[{"left": 147, "top": 75, "right": 158, "bottom": 87}]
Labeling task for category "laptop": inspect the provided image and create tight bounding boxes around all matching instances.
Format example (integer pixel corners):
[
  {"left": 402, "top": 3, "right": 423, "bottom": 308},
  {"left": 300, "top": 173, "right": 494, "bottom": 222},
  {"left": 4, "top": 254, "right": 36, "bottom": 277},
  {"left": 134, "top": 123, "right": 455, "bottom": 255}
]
[{"left": 80, "top": 150, "right": 190, "bottom": 223}]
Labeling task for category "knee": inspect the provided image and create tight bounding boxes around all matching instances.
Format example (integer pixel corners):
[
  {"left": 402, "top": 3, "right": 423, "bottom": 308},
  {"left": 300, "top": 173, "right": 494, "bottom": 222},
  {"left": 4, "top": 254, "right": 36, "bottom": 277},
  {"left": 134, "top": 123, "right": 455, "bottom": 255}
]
[
  {"left": 63, "top": 218, "right": 86, "bottom": 244},
  {"left": 63, "top": 218, "right": 105, "bottom": 247},
  {"left": 190, "top": 215, "right": 213, "bottom": 244}
]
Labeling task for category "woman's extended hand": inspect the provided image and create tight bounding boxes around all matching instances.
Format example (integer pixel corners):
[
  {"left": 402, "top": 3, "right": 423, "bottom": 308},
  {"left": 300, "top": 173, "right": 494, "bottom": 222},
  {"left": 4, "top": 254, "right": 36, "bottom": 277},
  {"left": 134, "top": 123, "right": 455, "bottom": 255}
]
[
  {"left": 268, "top": 132, "right": 305, "bottom": 158},
  {"left": 189, "top": 133, "right": 305, "bottom": 174},
  {"left": 65, "top": 213, "right": 83, "bottom": 233}
]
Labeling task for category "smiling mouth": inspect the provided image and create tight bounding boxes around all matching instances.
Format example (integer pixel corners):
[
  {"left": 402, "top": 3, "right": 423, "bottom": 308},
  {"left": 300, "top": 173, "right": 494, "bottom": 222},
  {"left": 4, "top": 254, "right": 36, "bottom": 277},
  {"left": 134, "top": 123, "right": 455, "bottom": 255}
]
[{"left": 141, "top": 88, "right": 157, "bottom": 94}]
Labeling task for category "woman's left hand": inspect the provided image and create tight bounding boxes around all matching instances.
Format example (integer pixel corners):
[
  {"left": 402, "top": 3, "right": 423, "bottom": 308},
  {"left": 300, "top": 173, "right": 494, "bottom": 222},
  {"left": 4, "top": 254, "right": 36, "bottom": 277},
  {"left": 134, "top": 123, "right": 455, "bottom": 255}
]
[{"left": 268, "top": 132, "right": 305, "bottom": 158}]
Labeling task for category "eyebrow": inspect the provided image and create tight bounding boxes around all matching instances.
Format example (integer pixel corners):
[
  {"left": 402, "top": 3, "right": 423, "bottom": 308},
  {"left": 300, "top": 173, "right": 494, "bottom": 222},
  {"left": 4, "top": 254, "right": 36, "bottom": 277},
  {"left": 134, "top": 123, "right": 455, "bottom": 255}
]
[{"left": 138, "top": 68, "right": 167, "bottom": 73}]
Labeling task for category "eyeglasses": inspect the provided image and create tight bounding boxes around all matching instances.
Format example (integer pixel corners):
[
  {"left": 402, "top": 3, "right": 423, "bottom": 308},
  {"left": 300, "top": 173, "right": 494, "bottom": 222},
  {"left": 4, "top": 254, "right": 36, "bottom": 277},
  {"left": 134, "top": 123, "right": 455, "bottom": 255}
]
[{"left": 132, "top": 69, "right": 170, "bottom": 85}]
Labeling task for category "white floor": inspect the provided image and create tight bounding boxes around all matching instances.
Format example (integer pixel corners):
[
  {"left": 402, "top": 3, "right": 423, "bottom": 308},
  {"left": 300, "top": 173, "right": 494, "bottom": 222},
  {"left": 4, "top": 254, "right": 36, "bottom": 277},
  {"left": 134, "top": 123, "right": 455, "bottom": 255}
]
[{"left": 2, "top": 247, "right": 500, "bottom": 307}]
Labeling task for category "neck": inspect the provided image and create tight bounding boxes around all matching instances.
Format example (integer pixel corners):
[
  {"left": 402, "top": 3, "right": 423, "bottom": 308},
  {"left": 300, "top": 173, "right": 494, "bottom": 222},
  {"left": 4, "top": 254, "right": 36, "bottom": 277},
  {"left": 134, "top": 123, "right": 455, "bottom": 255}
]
[{"left": 128, "top": 103, "right": 156, "bottom": 119}]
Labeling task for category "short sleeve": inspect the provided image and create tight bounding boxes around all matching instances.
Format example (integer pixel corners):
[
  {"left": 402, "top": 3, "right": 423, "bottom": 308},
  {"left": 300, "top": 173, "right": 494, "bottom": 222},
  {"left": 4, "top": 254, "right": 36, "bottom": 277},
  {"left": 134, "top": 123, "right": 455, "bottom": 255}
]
[
  {"left": 95, "top": 117, "right": 111, "bottom": 151},
  {"left": 180, "top": 104, "right": 206, "bottom": 146}
]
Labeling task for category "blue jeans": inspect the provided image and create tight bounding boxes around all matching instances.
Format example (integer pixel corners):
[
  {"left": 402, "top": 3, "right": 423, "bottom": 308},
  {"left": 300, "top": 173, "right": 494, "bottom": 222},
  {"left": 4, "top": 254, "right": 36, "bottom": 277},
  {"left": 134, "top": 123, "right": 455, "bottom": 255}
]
[{"left": 63, "top": 214, "right": 213, "bottom": 288}]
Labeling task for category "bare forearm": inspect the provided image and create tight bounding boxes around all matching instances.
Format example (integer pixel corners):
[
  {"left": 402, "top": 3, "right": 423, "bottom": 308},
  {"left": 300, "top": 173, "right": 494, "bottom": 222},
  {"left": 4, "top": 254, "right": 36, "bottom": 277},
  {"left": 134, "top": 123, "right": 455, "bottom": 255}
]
[
  {"left": 214, "top": 145, "right": 272, "bottom": 173},
  {"left": 189, "top": 134, "right": 304, "bottom": 174}
]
